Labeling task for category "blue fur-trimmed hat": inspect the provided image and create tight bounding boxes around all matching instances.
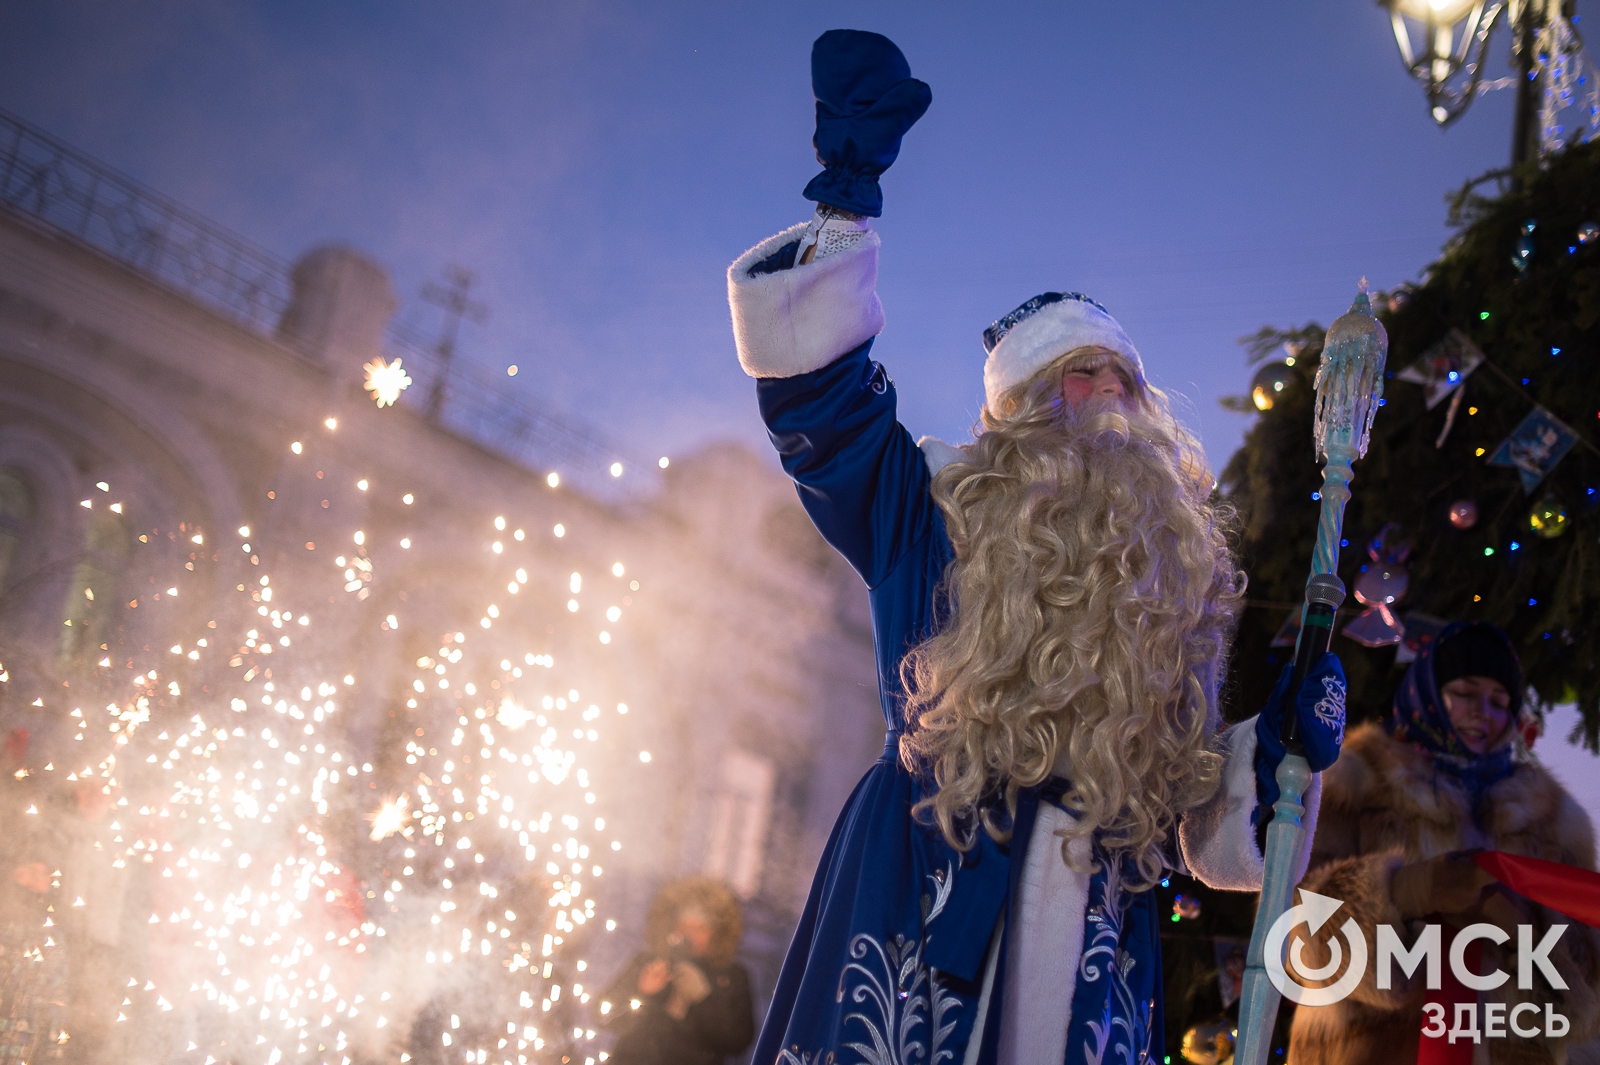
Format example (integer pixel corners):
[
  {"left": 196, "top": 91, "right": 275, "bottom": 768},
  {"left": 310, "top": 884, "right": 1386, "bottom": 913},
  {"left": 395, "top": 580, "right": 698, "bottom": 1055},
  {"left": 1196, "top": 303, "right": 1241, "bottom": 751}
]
[{"left": 981, "top": 292, "right": 1144, "bottom": 408}]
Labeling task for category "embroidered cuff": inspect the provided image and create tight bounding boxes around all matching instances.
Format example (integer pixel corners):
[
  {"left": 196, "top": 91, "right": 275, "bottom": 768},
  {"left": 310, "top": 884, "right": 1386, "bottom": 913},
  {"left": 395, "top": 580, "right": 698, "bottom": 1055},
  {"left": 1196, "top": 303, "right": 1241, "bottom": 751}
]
[
  {"left": 1178, "top": 717, "right": 1321, "bottom": 891},
  {"left": 728, "top": 221, "right": 885, "bottom": 379}
]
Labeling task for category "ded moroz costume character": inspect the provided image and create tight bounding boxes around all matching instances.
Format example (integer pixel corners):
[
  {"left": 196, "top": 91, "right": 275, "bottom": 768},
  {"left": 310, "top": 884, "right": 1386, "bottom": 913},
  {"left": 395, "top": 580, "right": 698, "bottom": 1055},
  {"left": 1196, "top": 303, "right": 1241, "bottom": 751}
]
[{"left": 728, "top": 31, "right": 1347, "bottom": 1065}]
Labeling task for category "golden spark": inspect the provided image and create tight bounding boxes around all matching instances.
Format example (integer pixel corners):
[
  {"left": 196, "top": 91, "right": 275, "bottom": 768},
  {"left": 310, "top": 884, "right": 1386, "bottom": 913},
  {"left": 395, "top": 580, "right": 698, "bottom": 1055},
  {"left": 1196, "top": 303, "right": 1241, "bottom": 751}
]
[
  {"left": 368, "top": 796, "right": 411, "bottom": 841},
  {"left": 496, "top": 697, "right": 535, "bottom": 730},
  {"left": 363, "top": 357, "right": 413, "bottom": 408}
]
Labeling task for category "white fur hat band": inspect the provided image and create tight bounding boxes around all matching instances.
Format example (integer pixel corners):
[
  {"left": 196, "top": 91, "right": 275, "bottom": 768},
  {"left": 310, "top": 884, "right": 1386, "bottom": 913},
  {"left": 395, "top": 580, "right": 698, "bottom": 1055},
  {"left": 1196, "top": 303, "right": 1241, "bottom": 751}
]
[{"left": 981, "top": 292, "right": 1144, "bottom": 408}]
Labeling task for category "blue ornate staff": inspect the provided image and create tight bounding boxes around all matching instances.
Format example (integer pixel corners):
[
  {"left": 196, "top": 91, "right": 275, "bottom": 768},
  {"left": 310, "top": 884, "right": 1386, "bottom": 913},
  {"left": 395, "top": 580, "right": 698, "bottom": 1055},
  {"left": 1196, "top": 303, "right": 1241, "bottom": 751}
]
[{"left": 1234, "top": 285, "right": 1387, "bottom": 1063}]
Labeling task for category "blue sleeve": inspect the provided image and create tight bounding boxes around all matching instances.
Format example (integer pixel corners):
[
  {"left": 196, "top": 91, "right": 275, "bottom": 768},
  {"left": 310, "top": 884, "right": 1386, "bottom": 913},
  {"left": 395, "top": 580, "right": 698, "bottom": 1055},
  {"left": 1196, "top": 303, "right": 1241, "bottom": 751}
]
[{"left": 756, "top": 340, "right": 938, "bottom": 590}]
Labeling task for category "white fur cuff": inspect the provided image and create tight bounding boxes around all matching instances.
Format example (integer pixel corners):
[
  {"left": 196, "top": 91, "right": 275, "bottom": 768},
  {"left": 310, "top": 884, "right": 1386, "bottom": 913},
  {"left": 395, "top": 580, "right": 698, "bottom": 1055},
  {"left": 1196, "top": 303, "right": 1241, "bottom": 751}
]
[
  {"left": 917, "top": 436, "right": 969, "bottom": 476},
  {"left": 1178, "top": 717, "right": 1321, "bottom": 891},
  {"left": 728, "top": 221, "right": 886, "bottom": 379}
]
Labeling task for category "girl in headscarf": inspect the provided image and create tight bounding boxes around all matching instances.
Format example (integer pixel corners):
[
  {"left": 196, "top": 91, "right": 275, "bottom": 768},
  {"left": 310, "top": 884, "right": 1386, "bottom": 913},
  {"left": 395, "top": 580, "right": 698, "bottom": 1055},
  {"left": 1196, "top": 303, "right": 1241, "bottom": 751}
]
[{"left": 1288, "top": 621, "right": 1600, "bottom": 1063}]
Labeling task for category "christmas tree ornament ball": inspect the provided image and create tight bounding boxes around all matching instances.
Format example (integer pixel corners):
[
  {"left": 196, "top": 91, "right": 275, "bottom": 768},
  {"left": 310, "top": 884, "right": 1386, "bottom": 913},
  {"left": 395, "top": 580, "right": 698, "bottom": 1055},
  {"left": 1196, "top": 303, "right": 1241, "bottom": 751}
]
[
  {"left": 1528, "top": 496, "right": 1569, "bottom": 539},
  {"left": 1448, "top": 499, "right": 1479, "bottom": 529},
  {"left": 1249, "top": 361, "right": 1294, "bottom": 412},
  {"left": 1180, "top": 1020, "right": 1236, "bottom": 1065}
]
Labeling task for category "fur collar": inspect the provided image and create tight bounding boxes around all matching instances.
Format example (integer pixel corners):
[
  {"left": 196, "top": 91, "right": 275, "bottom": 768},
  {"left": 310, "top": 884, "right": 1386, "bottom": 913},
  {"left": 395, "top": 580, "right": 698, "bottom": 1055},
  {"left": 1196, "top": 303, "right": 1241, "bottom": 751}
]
[
  {"left": 1323, "top": 722, "right": 1596, "bottom": 867},
  {"left": 916, "top": 436, "right": 969, "bottom": 476}
]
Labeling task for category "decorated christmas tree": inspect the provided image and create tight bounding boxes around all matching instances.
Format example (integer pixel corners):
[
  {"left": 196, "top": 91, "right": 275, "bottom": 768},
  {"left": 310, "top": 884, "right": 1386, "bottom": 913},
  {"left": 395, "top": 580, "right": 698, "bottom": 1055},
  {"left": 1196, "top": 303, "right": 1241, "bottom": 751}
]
[{"left": 1219, "top": 138, "right": 1600, "bottom": 744}]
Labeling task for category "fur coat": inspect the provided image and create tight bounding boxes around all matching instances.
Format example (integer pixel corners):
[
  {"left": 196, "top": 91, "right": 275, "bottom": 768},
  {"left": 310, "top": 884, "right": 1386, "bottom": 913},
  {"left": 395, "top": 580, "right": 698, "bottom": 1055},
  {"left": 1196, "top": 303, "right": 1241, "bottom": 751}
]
[{"left": 1288, "top": 722, "right": 1600, "bottom": 1064}]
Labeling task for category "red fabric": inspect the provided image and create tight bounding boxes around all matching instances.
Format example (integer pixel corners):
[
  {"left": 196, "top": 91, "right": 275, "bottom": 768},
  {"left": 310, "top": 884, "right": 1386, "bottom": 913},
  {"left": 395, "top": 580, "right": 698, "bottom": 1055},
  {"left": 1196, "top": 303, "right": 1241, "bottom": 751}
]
[
  {"left": 1416, "top": 930, "right": 1478, "bottom": 1065},
  {"left": 1473, "top": 850, "right": 1600, "bottom": 929},
  {"left": 1414, "top": 849, "right": 1600, "bottom": 1065}
]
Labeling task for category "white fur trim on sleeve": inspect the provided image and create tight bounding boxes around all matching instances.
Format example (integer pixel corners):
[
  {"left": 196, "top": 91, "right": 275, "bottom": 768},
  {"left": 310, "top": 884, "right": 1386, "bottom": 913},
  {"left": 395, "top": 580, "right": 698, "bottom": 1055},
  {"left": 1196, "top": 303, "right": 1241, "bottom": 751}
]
[
  {"left": 916, "top": 436, "right": 969, "bottom": 476},
  {"left": 1178, "top": 717, "right": 1321, "bottom": 891},
  {"left": 727, "top": 221, "right": 886, "bottom": 379}
]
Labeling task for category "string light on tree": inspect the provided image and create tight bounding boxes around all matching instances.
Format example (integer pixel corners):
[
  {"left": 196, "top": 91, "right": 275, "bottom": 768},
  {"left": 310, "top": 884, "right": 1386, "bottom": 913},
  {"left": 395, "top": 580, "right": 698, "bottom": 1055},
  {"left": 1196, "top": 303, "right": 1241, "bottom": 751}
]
[
  {"left": 1222, "top": 137, "right": 1600, "bottom": 755},
  {"left": 1512, "top": 219, "right": 1537, "bottom": 274}
]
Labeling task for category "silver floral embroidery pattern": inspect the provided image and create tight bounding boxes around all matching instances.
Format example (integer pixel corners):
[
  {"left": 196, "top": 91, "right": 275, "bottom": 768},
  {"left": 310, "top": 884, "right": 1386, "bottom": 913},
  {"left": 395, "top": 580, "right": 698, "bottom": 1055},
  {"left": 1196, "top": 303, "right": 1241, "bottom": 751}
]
[
  {"left": 924, "top": 862, "right": 953, "bottom": 924},
  {"left": 1077, "top": 859, "right": 1154, "bottom": 1065},
  {"left": 1313, "top": 673, "right": 1347, "bottom": 744},
  {"left": 779, "top": 865, "right": 960, "bottom": 1065},
  {"left": 1077, "top": 858, "right": 1124, "bottom": 988},
  {"left": 834, "top": 931, "right": 958, "bottom": 1065}
]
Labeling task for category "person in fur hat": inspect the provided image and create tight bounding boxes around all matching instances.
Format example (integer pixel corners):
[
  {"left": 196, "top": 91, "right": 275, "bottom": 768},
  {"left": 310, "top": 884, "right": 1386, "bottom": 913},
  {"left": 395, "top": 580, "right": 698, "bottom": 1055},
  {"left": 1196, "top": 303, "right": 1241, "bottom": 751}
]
[
  {"left": 599, "top": 876, "right": 755, "bottom": 1065},
  {"left": 727, "top": 29, "right": 1347, "bottom": 1065},
  {"left": 1288, "top": 621, "right": 1600, "bottom": 1063}
]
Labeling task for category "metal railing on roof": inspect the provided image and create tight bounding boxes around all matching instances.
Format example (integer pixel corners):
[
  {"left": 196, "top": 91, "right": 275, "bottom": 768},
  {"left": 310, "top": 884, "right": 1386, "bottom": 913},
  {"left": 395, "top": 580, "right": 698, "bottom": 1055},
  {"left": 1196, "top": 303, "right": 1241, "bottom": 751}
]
[{"left": 0, "top": 109, "right": 649, "bottom": 500}]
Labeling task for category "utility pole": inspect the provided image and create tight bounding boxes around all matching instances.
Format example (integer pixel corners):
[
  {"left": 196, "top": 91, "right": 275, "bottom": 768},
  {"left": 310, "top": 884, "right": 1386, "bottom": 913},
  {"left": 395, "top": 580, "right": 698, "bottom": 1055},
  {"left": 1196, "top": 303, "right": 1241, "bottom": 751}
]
[
  {"left": 420, "top": 265, "right": 488, "bottom": 422},
  {"left": 1510, "top": 0, "right": 1578, "bottom": 182},
  {"left": 1510, "top": 0, "right": 1543, "bottom": 176}
]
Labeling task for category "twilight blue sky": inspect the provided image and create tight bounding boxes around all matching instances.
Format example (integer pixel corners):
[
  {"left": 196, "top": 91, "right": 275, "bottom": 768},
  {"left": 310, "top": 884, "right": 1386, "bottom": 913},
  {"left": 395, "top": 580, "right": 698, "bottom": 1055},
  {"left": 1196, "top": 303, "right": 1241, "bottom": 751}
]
[{"left": 2, "top": 0, "right": 1594, "bottom": 471}]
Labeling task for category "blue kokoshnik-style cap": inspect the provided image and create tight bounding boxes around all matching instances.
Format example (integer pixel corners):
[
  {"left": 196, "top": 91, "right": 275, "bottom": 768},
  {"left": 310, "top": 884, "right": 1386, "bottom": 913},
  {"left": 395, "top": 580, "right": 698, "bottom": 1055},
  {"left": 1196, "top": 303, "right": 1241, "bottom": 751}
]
[{"left": 981, "top": 291, "right": 1145, "bottom": 409}]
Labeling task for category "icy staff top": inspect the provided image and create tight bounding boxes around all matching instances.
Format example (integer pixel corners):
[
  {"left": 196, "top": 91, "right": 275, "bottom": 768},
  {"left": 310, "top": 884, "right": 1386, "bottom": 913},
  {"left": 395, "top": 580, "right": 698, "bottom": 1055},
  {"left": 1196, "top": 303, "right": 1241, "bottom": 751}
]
[{"left": 1313, "top": 289, "right": 1388, "bottom": 462}]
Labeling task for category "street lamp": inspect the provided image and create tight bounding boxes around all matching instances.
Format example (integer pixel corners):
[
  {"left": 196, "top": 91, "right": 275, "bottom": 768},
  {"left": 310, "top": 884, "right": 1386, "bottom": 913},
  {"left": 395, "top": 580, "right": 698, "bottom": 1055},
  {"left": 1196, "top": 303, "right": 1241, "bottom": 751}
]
[
  {"left": 1381, "top": 0, "right": 1506, "bottom": 126},
  {"left": 1378, "top": 0, "right": 1569, "bottom": 168}
]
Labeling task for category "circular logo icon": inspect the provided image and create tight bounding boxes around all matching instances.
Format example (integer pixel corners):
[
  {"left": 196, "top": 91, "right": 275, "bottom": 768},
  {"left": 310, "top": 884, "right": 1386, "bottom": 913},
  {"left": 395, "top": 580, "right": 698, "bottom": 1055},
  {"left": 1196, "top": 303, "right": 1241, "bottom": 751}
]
[{"left": 1265, "top": 889, "right": 1367, "bottom": 1006}]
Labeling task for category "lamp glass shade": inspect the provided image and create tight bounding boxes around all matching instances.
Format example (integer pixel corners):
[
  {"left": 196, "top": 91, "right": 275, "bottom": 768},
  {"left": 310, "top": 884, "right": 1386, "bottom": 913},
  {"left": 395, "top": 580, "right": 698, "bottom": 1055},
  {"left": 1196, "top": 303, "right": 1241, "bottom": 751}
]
[{"left": 1389, "top": 0, "right": 1479, "bottom": 24}]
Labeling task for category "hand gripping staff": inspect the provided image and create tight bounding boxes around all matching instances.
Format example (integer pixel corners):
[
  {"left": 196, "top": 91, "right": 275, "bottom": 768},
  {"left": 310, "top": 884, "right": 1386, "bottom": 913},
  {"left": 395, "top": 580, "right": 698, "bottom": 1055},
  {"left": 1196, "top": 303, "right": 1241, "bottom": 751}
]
[{"left": 1235, "top": 287, "right": 1387, "bottom": 1064}]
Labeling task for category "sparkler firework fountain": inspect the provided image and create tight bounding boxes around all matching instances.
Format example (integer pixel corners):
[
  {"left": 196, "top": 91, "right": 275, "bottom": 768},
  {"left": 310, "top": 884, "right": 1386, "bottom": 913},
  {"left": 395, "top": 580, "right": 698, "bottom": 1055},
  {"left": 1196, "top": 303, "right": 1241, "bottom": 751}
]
[{"left": 3, "top": 428, "right": 642, "bottom": 1065}]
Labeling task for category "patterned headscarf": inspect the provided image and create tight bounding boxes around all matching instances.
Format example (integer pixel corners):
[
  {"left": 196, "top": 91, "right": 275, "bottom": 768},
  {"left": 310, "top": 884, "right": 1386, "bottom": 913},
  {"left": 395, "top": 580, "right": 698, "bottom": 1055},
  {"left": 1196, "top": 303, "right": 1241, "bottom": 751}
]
[{"left": 1388, "top": 620, "right": 1522, "bottom": 805}]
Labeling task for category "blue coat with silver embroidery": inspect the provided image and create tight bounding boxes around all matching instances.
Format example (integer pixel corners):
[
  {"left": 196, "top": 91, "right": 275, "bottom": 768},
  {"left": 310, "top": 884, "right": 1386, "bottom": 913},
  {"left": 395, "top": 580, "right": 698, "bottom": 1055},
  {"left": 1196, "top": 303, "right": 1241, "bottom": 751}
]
[{"left": 751, "top": 339, "right": 1165, "bottom": 1065}]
